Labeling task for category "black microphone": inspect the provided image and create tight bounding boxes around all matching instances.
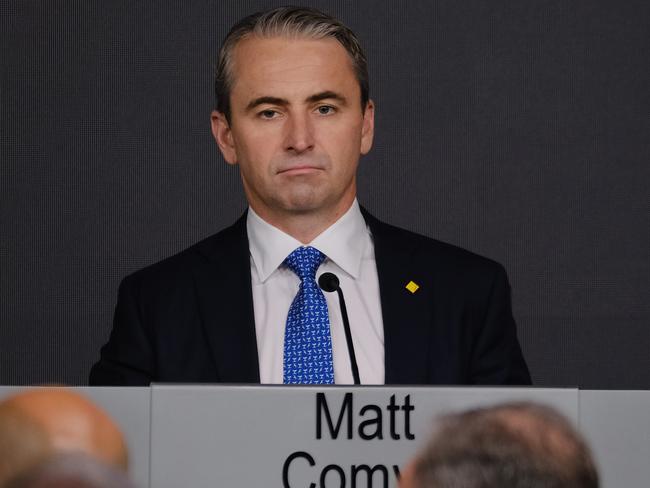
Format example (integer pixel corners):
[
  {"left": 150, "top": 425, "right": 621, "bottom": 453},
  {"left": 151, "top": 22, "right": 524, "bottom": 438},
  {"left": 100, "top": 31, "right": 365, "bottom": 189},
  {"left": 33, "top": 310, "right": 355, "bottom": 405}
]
[{"left": 318, "top": 272, "right": 360, "bottom": 385}]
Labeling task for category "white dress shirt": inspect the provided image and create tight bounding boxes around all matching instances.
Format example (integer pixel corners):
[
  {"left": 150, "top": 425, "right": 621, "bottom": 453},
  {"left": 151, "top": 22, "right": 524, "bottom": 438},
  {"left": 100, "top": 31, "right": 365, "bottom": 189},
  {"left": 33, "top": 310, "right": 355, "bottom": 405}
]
[{"left": 247, "top": 200, "right": 385, "bottom": 384}]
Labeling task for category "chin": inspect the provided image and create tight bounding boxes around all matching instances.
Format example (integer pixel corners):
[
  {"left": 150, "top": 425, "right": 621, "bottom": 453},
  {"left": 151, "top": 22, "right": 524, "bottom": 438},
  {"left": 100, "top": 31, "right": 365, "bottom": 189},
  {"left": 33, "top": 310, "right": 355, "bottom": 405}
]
[{"left": 280, "top": 190, "right": 328, "bottom": 214}]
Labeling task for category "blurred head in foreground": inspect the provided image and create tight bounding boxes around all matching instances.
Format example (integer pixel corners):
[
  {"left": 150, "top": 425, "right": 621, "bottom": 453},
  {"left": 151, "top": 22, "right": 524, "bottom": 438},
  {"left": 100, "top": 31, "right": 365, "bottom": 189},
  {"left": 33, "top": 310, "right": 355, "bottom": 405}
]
[
  {"left": 0, "top": 388, "right": 128, "bottom": 487},
  {"left": 400, "top": 402, "right": 599, "bottom": 488},
  {"left": 5, "top": 453, "right": 135, "bottom": 488}
]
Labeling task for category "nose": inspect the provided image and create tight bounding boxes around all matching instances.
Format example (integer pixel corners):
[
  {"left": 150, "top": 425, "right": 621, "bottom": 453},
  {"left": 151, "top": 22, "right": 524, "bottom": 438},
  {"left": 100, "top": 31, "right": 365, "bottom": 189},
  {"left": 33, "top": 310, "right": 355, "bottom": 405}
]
[{"left": 284, "top": 112, "right": 315, "bottom": 153}]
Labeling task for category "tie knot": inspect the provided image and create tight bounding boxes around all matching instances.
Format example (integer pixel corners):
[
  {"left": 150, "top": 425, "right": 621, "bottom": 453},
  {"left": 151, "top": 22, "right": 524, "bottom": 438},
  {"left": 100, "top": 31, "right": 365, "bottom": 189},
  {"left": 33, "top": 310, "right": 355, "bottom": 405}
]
[{"left": 284, "top": 246, "right": 326, "bottom": 280}]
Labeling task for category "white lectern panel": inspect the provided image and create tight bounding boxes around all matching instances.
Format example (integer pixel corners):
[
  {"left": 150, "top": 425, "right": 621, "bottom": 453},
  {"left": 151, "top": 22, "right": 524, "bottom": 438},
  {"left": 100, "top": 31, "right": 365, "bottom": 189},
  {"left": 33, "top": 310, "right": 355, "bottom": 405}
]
[
  {"left": 150, "top": 386, "right": 576, "bottom": 488},
  {"left": 580, "top": 390, "right": 650, "bottom": 488}
]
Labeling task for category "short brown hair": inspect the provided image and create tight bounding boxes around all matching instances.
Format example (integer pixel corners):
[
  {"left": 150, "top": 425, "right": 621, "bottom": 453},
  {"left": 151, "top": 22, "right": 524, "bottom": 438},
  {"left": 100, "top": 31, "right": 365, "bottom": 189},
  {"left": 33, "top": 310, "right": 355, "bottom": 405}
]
[
  {"left": 215, "top": 6, "right": 369, "bottom": 122},
  {"left": 412, "top": 402, "right": 599, "bottom": 488}
]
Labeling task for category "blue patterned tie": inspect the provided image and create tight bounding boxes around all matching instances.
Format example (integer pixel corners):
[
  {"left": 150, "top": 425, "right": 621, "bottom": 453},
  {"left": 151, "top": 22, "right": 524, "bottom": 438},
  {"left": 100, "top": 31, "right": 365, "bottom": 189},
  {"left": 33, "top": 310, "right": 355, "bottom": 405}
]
[{"left": 283, "top": 246, "right": 334, "bottom": 384}]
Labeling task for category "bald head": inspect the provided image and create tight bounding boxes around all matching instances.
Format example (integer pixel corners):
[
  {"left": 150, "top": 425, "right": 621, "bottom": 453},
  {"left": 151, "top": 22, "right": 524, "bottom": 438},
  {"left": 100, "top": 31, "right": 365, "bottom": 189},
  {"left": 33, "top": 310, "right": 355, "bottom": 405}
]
[
  {"left": 0, "top": 388, "right": 128, "bottom": 487},
  {"left": 401, "top": 402, "right": 599, "bottom": 488},
  {"left": 0, "top": 403, "right": 50, "bottom": 488}
]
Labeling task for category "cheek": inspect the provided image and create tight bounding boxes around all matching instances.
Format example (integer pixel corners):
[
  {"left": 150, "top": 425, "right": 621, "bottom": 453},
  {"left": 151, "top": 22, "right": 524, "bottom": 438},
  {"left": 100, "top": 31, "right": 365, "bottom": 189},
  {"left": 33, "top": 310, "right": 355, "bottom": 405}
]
[
  {"left": 321, "top": 122, "right": 363, "bottom": 164},
  {"left": 233, "top": 126, "right": 282, "bottom": 173}
]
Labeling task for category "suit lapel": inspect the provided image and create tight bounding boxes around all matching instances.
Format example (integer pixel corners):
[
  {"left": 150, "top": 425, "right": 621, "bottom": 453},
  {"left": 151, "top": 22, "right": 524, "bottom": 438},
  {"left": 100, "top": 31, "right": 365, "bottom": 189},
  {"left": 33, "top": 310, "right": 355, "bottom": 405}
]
[
  {"left": 192, "top": 212, "right": 260, "bottom": 383},
  {"left": 362, "top": 209, "right": 433, "bottom": 384}
]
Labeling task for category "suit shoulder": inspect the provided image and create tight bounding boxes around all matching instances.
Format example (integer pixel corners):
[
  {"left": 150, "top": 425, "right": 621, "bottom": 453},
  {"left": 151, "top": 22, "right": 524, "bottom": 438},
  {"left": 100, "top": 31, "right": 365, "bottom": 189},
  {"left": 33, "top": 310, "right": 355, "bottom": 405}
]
[
  {"left": 369, "top": 217, "right": 506, "bottom": 277},
  {"left": 122, "top": 217, "right": 247, "bottom": 287}
]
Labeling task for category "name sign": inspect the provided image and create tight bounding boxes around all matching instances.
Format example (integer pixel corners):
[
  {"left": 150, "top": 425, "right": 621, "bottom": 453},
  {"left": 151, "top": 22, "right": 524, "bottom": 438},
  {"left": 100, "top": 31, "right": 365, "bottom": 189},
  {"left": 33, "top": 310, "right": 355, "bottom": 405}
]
[{"left": 149, "top": 386, "right": 576, "bottom": 488}]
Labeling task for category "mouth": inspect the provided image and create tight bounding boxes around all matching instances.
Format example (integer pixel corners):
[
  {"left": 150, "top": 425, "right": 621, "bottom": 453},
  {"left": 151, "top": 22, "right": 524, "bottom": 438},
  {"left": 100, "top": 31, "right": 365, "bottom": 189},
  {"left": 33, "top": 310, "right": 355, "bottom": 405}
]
[{"left": 276, "top": 165, "right": 323, "bottom": 176}]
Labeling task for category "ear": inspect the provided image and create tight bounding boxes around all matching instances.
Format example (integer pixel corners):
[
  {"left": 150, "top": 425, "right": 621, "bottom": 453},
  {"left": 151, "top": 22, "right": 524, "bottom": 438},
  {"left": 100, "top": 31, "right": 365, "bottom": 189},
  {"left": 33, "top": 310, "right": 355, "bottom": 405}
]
[
  {"left": 397, "top": 460, "right": 418, "bottom": 488},
  {"left": 210, "top": 110, "right": 238, "bottom": 165},
  {"left": 360, "top": 99, "right": 375, "bottom": 155}
]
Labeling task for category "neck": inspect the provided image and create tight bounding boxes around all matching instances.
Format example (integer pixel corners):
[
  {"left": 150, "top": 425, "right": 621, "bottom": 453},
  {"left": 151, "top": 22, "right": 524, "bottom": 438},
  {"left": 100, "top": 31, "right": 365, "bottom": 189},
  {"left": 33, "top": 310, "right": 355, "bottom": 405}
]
[{"left": 251, "top": 197, "right": 355, "bottom": 244}]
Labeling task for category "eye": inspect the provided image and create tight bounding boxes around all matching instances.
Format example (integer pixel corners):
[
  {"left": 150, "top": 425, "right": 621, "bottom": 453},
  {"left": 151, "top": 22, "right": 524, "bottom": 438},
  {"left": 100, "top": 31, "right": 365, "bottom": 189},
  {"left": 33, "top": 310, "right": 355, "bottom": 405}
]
[
  {"left": 316, "top": 105, "right": 336, "bottom": 115},
  {"left": 259, "top": 109, "right": 280, "bottom": 119}
]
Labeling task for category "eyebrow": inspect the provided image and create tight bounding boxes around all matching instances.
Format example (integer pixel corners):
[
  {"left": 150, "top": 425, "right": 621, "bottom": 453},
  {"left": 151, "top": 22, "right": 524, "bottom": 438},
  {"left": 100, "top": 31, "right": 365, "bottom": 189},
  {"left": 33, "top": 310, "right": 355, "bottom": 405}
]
[
  {"left": 245, "top": 96, "right": 288, "bottom": 112},
  {"left": 306, "top": 91, "right": 348, "bottom": 105},
  {"left": 245, "top": 91, "right": 348, "bottom": 112}
]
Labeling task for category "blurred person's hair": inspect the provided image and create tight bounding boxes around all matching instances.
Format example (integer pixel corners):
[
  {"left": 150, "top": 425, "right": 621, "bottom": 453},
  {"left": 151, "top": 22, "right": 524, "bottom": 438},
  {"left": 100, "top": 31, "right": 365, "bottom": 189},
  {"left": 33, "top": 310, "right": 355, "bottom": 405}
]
[
  {"left": 4, "top": 453, "right": 135, "bottom": 488},
  {"left": 409, "top": 402, "right": 599, "bottom": 488}
]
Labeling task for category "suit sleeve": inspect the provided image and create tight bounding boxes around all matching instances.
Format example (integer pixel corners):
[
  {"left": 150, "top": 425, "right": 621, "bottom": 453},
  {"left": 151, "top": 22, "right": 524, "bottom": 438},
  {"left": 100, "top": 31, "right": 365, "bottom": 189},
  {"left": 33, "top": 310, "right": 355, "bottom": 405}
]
[
  {"left": 469, "top": 264, "right": 532, "bottom": 385},
  {"left": 89, "top": 274, "right": 156, "bottom": 386}
]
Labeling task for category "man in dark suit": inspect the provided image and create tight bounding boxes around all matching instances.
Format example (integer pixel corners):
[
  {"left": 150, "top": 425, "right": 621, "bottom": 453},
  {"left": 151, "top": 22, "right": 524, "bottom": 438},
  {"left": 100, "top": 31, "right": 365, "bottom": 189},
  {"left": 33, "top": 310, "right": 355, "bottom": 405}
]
[{"left": 90, "top": 7, "right": 530, "bottom": 386}]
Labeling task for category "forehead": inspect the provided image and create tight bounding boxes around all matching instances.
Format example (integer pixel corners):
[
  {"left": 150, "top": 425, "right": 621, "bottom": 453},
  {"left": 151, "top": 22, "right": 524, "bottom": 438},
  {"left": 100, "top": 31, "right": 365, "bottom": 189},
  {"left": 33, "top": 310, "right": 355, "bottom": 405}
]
[{"left": 229, "top": 35, "right": 358, "bottom": 100}]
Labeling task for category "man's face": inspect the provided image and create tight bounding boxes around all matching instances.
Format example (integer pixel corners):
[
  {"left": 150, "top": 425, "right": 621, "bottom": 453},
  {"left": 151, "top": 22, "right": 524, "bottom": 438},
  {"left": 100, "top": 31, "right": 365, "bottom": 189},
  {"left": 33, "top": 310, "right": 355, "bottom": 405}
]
[{"left": 211, "top": 36, "right": 374, "bottom": 222}]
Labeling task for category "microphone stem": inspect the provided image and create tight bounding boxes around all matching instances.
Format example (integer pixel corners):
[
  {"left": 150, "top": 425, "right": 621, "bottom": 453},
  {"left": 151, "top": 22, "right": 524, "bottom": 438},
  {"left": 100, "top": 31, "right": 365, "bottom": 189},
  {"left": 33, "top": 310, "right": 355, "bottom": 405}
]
[{"left": 335, "top": 288, "right": 360, "bottom": 385}]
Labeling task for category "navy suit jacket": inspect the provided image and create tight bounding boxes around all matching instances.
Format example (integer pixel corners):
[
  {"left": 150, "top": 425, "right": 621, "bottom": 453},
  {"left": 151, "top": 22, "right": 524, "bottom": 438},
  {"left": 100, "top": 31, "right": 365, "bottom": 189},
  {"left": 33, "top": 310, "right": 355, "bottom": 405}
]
[{"left": 89, "top": 209, "right": 531, "bottom": 386}]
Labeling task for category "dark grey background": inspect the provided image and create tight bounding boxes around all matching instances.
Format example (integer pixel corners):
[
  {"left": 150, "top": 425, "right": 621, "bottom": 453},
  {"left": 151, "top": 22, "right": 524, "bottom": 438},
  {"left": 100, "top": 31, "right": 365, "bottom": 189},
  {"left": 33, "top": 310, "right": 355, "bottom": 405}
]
[{"left": 1, "top": 1, "right": 648, "bottom": 387}]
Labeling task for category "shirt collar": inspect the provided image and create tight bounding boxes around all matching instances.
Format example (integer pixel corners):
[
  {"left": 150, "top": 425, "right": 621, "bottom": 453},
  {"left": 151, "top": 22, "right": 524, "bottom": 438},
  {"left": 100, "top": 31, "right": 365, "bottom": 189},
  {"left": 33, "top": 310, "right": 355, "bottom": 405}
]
[{"left": 247, "top": 199, "right": 369, "bottom": 283}]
